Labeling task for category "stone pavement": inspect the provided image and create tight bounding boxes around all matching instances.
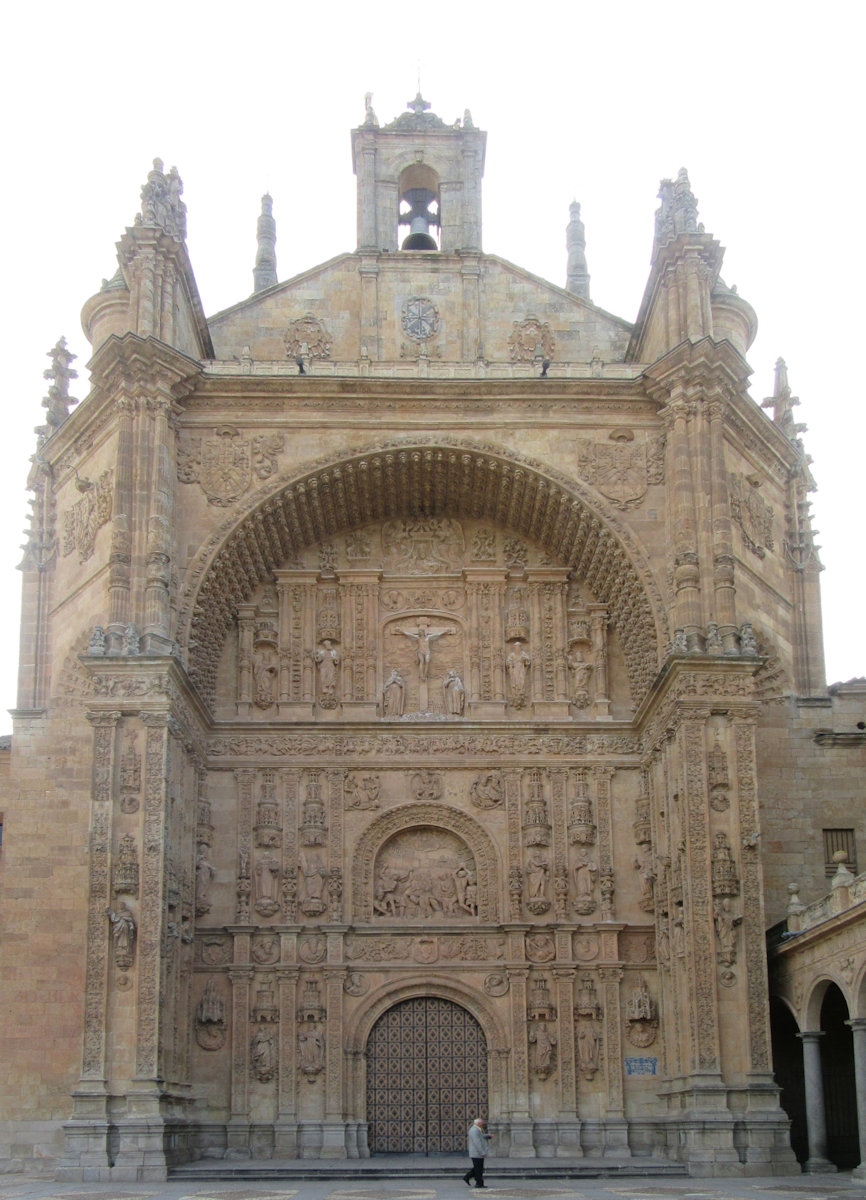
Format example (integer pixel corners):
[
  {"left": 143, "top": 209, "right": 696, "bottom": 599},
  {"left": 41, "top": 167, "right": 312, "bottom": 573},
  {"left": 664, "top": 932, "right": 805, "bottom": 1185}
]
[{"left": 0, "top": 1167, "right": 864, "bottom": 1200}]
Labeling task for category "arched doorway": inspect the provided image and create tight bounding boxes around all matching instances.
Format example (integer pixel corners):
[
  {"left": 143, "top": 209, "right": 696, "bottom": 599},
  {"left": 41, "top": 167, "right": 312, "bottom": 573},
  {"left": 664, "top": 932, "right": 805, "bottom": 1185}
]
[
  {"left": 770, "top": 996, "right": 807, "bottom": 1163},
  {"left": 366, "top": 997, "right": 488, "bottom": 1154},
  {"left": 821, "top": 984, "right": 858, "bottom": 1168}
]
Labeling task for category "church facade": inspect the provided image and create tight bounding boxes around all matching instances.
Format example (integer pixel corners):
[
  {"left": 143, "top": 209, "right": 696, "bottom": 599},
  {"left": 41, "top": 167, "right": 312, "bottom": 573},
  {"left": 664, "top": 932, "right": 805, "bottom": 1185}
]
[{"left": 1, "top": 96, "right": 864, "bottom": 1180}]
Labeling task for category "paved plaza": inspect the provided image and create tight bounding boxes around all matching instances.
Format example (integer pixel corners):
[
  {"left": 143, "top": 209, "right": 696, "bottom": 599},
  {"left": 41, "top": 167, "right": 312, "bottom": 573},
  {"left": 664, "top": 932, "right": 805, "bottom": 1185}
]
[{"left": 0, "top": 1170, "right": 864, "bottom": 1200}]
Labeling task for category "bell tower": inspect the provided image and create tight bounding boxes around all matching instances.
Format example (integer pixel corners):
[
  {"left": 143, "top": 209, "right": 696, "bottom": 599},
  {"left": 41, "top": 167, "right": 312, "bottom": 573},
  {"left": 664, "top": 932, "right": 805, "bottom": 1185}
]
[{"left": 351, "top": 93, "right": 486, "bottom": 254}]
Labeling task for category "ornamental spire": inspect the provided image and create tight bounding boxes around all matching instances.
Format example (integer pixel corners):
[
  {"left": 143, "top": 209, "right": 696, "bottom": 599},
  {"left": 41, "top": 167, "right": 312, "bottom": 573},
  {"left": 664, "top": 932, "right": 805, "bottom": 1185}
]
[
  {"left": 652, "top": 167, "right": 702, "bottom": 260},
  {"left": 566, "top": 200, "right": 591, "bottom": 300},
  {"left": 42, "top": 337, "right": 78, "bottom": 432},
  {"left": 253, "top": 193, "right": 278, "bottom": 293}
]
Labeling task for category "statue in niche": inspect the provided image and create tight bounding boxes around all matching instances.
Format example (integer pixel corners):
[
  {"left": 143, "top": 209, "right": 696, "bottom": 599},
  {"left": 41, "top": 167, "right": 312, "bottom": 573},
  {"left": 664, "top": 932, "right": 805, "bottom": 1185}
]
[
  {"left": 255, "top": 853, "right": 281, "bottom": 916},
  {"left": 573, "top": 850, "right": 598, "bottom": 911},
  {"left": 382, "top": 669, "right": 405, "bottom": 716},
  {"left": 299, "top": 851, "right": 328, "bottom": 915},
  {"left": 526, "top": 854, "right": 550, "bottom": 900},
  {"left": 530, "top": 1024, "right": 556, "bottom": 1078},
  {"left": 443, "top": 669, "right": 465, "bottom": 715},
  {"left": 195, "top": 845, "right": 215, "bottom": 916},
  {"left": 714, "top": 897, "right": 742, "bottom": 965},
  {"left": 577, "top": 1019, "right": 600, "bottom": 1077},
  {"left": 391, "top": 620, "right": 455, "bottom": 682},
  {"left": 633, "top": 845, "right": 656, "bottom": 912},
  {"left": 253, "top": 647, "right": 278, "bottom": 709},
  {"left": 566, "top": 650, "right": 593, "bottom": 708},
  {"left": 298, "top": 1023, "right": 325, "bottom": 1076},
  {"left": 313, "top": 639, "right": 340, "bottom": 709},
  {"left": 107, "top": 903, "right": 136, "bottom": 969},
  {"left": 251, "top": 1028, "right": 276, "bottom": 1082},
  {"left": 506, "top": 641, "right": 531, "bottom": 707}
]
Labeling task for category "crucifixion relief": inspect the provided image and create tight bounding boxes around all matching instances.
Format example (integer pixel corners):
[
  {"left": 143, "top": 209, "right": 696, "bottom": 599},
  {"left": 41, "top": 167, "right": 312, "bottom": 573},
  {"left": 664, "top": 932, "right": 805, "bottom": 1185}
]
[{"left": 390, "top": 618, "right": 456, "bottom": 710}]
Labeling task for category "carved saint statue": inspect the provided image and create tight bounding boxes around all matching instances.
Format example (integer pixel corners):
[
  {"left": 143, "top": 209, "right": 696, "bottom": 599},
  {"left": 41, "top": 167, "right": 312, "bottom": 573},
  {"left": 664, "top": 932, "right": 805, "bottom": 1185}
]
[
  {"left": 391, "top": 620, "right": 455, "bottom": 682},
  {"left": 107, "top": 902, "right": 136, "bottom": 969},
  {"left": 253, "top": 647, "right": 278, "bottom": 709},
  {"left": 713, "top": 897, "right": 742, "bottom": 965},
  {"left": 195, "top": 844, "right": 215, "bottom": 915},
  {"left": 255, "top": 853, "right": 281, "bottom": 904},
  {"left": 505, "top": 641, "right": 531, "bottom": 706},
  {"left": 251, "top": 1028, "right": 276, "bottom": 1081},
  {"left": 313, "top": 639, "right": 340, "bottom": 706},
  {"left": 299, "top": 852, "right": 327, "bottom": 903},
  {"left": 298, "top": 1023, "right": 325, "bottom": 1074},
  {"left": 443, "top": 668, "right": 465, "bottom": 715},
  {"left": 530, "top": 1024, "right": 556, "bottom": 1074},
  {"left": 573, "top": 850, "right": 598, "bottom": 899},
  {"left": 382, "top": 669, "right": 405, "bottom": 716},
  {"left": 526, "top": 854, "right": 550, "bottom": 899},
  {"left": 577, "top": 1020, "right": 600, "bottom": 1072},
  {"left": 567, "top": 650, "right": 593, "bottom": 707}
]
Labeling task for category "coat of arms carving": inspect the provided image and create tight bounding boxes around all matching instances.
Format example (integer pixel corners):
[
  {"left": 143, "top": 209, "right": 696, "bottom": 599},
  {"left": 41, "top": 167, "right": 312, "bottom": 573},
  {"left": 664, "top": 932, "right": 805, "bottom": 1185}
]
[
  {"left": 177, "top": 427, "right": 283, "bottom": 506},
  {"left": 508, "top": 317, "right": 555, "bottom": 362},
  {"left": 62, "top": 469, "right": 113, "bottom": 562},
  {"left": 575, "top": 431, "right": 664, "bottom": 510},
  {"left": 729, "top": 473, "right": 774, "bottom": 558},
  {"left": 284, "top": 313, "right": 332, "bottom": 360}
]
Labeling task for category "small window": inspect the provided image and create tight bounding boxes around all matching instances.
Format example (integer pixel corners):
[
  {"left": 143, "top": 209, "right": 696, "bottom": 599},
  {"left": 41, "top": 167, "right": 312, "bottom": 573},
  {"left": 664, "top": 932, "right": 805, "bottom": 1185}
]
[{"left": 823, "top": 828, "right": 856, "bottom": 877}]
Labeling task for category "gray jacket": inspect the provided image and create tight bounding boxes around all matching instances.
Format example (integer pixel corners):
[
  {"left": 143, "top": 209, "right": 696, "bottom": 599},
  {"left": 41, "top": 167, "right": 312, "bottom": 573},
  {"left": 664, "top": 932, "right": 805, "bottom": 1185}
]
[{"left": 468, "top": 1123, "right": 489, "bottom": 1158}]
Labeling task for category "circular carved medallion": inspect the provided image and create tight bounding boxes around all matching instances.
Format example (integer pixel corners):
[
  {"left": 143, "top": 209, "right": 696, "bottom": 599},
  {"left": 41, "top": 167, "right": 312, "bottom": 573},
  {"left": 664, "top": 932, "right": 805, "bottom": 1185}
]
[{"left": 402, "top": 297, "right": 439, "bottom": 341}]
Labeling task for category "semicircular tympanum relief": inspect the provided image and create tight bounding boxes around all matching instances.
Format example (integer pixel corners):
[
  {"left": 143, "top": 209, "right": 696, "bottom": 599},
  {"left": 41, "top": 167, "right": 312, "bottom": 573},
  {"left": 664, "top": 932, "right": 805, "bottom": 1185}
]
[
  {"left": 211, "top": 511, "right": 641, "bottom": 723},
  {"left": 185, "top": 443, "right": 666, "bottom": 715}
]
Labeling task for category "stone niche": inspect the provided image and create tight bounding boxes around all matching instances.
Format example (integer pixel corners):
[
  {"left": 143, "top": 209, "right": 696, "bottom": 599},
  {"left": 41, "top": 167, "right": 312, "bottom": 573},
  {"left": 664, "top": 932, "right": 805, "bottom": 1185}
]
[{"left": 372, "top": 826, "right": 479, "bottom": 921}]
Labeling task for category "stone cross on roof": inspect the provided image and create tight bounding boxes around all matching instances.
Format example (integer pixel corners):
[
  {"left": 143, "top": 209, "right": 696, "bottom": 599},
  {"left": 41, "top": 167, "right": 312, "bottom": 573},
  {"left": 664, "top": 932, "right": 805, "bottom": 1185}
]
[{"left": 407, "top": 92, "right": 431, "bottom": 115}]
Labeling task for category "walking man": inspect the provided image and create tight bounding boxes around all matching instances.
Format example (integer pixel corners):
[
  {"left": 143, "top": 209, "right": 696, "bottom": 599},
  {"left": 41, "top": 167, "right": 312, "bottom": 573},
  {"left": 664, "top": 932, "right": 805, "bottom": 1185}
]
[{"left": 463, "top": 1116, "right": 492, "bottom": 1188}]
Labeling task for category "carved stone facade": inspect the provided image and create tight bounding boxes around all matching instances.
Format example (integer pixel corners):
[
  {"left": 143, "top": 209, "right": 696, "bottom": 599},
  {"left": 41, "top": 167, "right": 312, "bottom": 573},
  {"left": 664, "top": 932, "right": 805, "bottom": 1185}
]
[{"left": 1, "top": 97, "right": 863, "bottom": 1183}]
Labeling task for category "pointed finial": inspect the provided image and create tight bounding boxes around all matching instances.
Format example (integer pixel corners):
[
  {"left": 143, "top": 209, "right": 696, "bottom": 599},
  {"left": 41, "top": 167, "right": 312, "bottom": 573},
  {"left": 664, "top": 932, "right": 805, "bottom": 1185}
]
[
  {"left": 761, "top": 356, "right": 806, "bottom": 438},
  {"left": 652, "top": 167, "right": 702, "bottom": 260},
  {"left": 566, "top": 200, "right": 591, "bottom": 301},
  {"left": 42, "top": 337, "right": 78, "bottom": 431},
  {"left": 253, "top": 193, "right": 278, "bottom": 293}
]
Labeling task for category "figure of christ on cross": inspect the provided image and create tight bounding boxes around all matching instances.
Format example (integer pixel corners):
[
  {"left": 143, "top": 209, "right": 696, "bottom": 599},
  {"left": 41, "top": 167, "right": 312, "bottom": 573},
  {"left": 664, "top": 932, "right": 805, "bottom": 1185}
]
[{"left": 391, "top": 619, "right": 456, "bottom": 682}]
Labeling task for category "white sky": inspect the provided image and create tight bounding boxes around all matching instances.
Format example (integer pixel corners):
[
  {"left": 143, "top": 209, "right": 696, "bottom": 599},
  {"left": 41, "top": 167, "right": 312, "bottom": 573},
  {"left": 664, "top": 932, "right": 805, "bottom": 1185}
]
[{"left": 1, "top": 2, "right": 863, "bottom": 734}]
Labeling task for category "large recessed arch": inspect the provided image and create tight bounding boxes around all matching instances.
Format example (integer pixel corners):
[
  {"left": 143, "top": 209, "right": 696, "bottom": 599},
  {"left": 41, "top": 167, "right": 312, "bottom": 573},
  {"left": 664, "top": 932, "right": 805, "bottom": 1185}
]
[{"left": 177, "top": 436, "right": 669, "bottom": 709}]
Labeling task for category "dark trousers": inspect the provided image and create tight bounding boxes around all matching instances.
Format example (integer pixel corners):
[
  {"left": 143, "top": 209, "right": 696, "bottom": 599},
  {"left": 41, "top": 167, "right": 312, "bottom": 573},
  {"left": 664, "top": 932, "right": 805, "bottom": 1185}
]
[{"left": 464, "top": 1157, "right": 485, "bottom": 1187}]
